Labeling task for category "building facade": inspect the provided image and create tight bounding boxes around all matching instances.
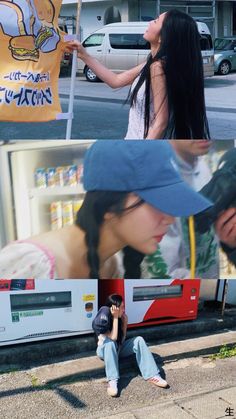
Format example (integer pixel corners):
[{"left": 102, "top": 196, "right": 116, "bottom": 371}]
[{"left": 61, "top": 0, "right": 236, "bottom": 40}]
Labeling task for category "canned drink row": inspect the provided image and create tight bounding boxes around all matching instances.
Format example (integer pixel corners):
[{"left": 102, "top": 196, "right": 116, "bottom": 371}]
[
  {"left": 35, "top": 165, "right": 83, "bottom": 188},
  {"left": 50, "top": 200, "right": 83, "bottom": 230}
]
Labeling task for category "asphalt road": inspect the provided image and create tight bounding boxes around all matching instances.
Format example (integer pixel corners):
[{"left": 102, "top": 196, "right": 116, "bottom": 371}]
[
  {"left": 0, "top": 98, "right": 235, "bottom": 140},
  {"left": 1, "top": 72, "right": 236, "bottom": 140}
]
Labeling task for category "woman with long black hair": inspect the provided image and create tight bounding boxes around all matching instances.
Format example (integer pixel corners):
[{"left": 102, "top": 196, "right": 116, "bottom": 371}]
[
  {"left": 0, "top": 141, "right": 212, "bottom": 279},
  {"left": 93, "top": 293, "right": 168, "bottom": 397},
  {"left": 68, "top": 10, "right": 210, "bottom": 139}
]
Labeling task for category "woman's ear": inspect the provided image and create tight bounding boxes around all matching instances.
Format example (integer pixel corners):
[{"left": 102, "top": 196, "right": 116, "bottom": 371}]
[{"left": 104, "top": 211, "right": 114, "bottom": 221}]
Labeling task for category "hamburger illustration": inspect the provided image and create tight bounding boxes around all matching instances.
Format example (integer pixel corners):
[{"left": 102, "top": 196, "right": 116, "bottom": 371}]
[
  {"left": 9, "top": 35, "right": 39, "bottom": 61},
  {"left": 35, "top": 25, "right": 54, "bottom": 49}
]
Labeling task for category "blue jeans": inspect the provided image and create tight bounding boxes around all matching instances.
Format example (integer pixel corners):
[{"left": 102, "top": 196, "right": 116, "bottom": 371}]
[{"left": 97, "top": 336, "right": 160, "bottom": 381}]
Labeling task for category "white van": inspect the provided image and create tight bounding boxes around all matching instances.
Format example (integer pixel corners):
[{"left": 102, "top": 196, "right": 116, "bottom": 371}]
[{"left": 78, "top": 21, "right": 214, "bottom": 81}]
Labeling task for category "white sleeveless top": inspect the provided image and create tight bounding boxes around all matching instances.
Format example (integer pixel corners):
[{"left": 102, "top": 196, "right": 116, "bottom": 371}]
[{"left": 125, "top": 76, "right": 154, "bottom": 140}]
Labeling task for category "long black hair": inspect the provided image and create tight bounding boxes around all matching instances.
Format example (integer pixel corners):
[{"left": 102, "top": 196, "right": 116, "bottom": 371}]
[
  {"left": 130, "top": 9, "right": 210, "bottom": 139},
  {"left": 76, "top": 191, "right": 145, "bottom": 279}
]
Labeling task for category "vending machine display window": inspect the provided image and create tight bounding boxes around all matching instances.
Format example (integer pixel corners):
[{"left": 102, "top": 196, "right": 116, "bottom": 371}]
[
  {"left": 10, "top": 292, "right": 72, "bottom": 312},
  {"left": 133, "top": 285, "right": 182, "bottom": 301}
]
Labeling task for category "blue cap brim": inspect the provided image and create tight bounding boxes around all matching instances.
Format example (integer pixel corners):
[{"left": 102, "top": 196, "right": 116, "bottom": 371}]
[{"left": 135, "top": 181, "right": 213, "bottom": 217}]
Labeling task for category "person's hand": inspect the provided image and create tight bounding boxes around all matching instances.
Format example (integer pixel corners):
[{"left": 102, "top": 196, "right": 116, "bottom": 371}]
[
  {"left": 110, "top": 305, "right": 120, "bottom": 319},
  {"left": 215, "top": 208, "right": 236, "bottom": 249},
  {"left": 65, "top": 40, "right": 88, "bottom": 61},
  {"left": 121, "top": 313, "right": 128, "bottom": 324}
]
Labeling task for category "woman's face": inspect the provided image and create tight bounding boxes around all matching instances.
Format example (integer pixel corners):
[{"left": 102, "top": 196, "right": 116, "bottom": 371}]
[
  {"left": 143, "top": 12, "right": 167, "bottom": 45},
  {"left": 109, "top": 193, "right": 175, "bottom": 255},
  {"left": 118, "top": 301, "right": 125, "bottom": 317}
]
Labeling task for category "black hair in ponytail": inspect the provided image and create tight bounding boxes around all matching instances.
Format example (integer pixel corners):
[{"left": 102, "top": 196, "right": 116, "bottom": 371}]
[{"left": 76, "top": 191, "right": 145, "bottom": 279}]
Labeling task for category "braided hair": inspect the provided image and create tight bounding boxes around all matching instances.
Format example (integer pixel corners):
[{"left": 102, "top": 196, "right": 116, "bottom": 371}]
[
  {"left": 76, "top": 191, "right": 145, "bottom": 279},
  {"left": 129, "top": 9, "right": 210, "bottom": 139}
]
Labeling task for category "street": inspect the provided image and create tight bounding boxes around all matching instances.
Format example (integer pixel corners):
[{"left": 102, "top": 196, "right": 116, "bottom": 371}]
[
  {"left": 0, "top": 73, "right": 236, "bottom": 140},
  {"left": 0, "top": 350, "right": 235, "bottom": 418}
]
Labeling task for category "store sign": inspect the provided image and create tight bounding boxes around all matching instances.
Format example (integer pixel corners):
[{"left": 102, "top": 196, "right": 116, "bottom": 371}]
[{"left": 0, "top": 0, "right": 64, "bottom": 122}]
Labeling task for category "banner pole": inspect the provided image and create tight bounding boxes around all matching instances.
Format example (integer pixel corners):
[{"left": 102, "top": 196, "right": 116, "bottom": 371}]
[{"left": 66, "top": 0, "right": 82, "bottom": 140}]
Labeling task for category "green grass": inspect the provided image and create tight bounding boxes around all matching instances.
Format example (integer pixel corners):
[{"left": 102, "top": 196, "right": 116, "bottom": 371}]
[
  {"left": 211, "top": 345, "right": 236, "bottom": 360},
  {"left": 31, "top": 374, "right": 40, "bottom": 387}
]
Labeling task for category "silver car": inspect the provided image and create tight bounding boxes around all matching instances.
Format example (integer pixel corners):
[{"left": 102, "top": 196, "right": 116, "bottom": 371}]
[{"left": 214, "top": 37, "right": 236, "bottom": 75}]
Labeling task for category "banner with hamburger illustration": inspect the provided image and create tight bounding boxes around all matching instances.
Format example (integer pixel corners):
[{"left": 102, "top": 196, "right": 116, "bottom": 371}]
[{"left": 0, "top": 0, "right": 66, "bottom": 122}]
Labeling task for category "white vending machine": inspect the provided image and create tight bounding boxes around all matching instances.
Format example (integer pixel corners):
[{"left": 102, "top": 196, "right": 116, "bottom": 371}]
[
  {"left": 0, "top": 279, "right": 98, "bottom": 346},
  {"left": 0, "top": 140, "right": 93, "bottom": 246}
]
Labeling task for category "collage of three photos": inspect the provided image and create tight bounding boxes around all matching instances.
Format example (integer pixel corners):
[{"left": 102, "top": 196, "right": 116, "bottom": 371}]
[{"left": 0, "top": 1, "right": 236, "bottom": 417}]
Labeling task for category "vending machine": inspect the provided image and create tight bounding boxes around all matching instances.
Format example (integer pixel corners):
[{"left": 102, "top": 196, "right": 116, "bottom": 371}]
[
  {"left": 99, "top": 279, "right": 201, "bottom": 328},
  {"left": 0, "top": 140, "right": 93, "bottom": 247},
  {"left": 0, "top": 279, "right": 98, "bottom": 346}
]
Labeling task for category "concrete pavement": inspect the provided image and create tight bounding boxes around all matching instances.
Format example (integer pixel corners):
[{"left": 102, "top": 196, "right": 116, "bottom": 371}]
[
  {"left": 59, "top": 73, "right": 236, "bottom": 111},
  {"left": 1, "top": 308, "right": 236, "bottom": 418},
  {"left": 0, "top": 332, "right": 236, "bottom": 419}
]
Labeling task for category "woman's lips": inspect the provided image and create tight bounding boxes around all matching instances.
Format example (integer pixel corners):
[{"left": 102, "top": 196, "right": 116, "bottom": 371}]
[
  {"left": 154, "top": 234, "right": 165, "bottom": 243},
  {"left": 195, "top": 140, "right": 212, "bottom": 148}
]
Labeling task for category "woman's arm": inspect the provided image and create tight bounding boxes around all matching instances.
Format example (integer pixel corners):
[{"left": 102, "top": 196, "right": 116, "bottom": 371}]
[
  {"left": 67, "top": 40, "right": 144, "bottom": 88},
  {"left": 146, "top": 61, "right": 169, "bottom": 139}
]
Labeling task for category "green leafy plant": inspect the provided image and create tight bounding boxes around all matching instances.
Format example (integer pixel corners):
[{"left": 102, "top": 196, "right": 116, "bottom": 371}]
[
  {"left": 31, "top": 374, "right": 39, "bottom": 387},
  {"left": 211, "top": 345, "right": 236, "bottom": 360}
]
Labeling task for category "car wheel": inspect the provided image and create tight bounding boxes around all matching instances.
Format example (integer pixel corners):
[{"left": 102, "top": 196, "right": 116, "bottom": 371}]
[
  {"left": 218, "top": 60, "right": 231, "bottom": 75},
  {"left": 84, "top": 67, "right": 100, "bottom": 82}
]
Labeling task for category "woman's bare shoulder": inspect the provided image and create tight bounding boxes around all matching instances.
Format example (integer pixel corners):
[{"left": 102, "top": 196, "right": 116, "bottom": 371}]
[{"left": 150, "top": 60, "right": 165, "bottom": 76}]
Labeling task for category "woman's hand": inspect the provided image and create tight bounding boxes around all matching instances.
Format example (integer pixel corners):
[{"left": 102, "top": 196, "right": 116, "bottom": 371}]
[
  {"left": 66, "top": 40, "right": 88, "bottom": 61},
  {"left": 110, "top": 305, "right": 120, "bottom": 319}
]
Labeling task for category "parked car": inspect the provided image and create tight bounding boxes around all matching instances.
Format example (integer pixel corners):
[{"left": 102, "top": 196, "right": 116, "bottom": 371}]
[
  {"left": 214, "top": 37, "right": 236, "bottom": 75},
  {"left": 78, "top": 21, "right": 214, "bottom": 82}
]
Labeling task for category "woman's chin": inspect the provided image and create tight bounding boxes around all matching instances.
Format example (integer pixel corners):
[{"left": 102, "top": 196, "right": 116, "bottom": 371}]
[{"left": 144, "top": 243, "right": 159, "bottom": 255}]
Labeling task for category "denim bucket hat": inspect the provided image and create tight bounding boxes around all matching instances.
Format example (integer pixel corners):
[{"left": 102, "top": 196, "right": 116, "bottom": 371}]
[{"left": 83, "top": 140, "right": 212, "bottom": 217}]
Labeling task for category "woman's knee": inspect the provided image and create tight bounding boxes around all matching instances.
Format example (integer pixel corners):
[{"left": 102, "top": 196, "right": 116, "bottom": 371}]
[
  {"left": 104, "top": 339, "right": 117, "bottom": 351},
  {"left": 134, "top": 336, "right": 146, "bottom": 347}
]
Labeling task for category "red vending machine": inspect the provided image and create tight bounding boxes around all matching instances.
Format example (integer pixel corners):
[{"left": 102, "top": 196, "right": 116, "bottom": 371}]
[{"left": 99, "top": 279, "right": 200, "bottom": 328}]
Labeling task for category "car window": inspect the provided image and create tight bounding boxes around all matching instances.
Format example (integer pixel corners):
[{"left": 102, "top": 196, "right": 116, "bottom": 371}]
[
  {"left": 200, "top": 34, "right": 213, "bottom": 51},
  {"left": 83, "top": 34, "right": 105, "bottom": 47},
  {"left": 214, "top": 38, "right": 235, "bottom": 51},
  {"left": 109, "top": 34, "right": 150, "bottom": 50}
]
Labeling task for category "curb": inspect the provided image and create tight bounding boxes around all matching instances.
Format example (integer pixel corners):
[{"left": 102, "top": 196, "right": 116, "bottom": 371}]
[{"left": 1, "top": 311, "right": 236, "bottom": 370}]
